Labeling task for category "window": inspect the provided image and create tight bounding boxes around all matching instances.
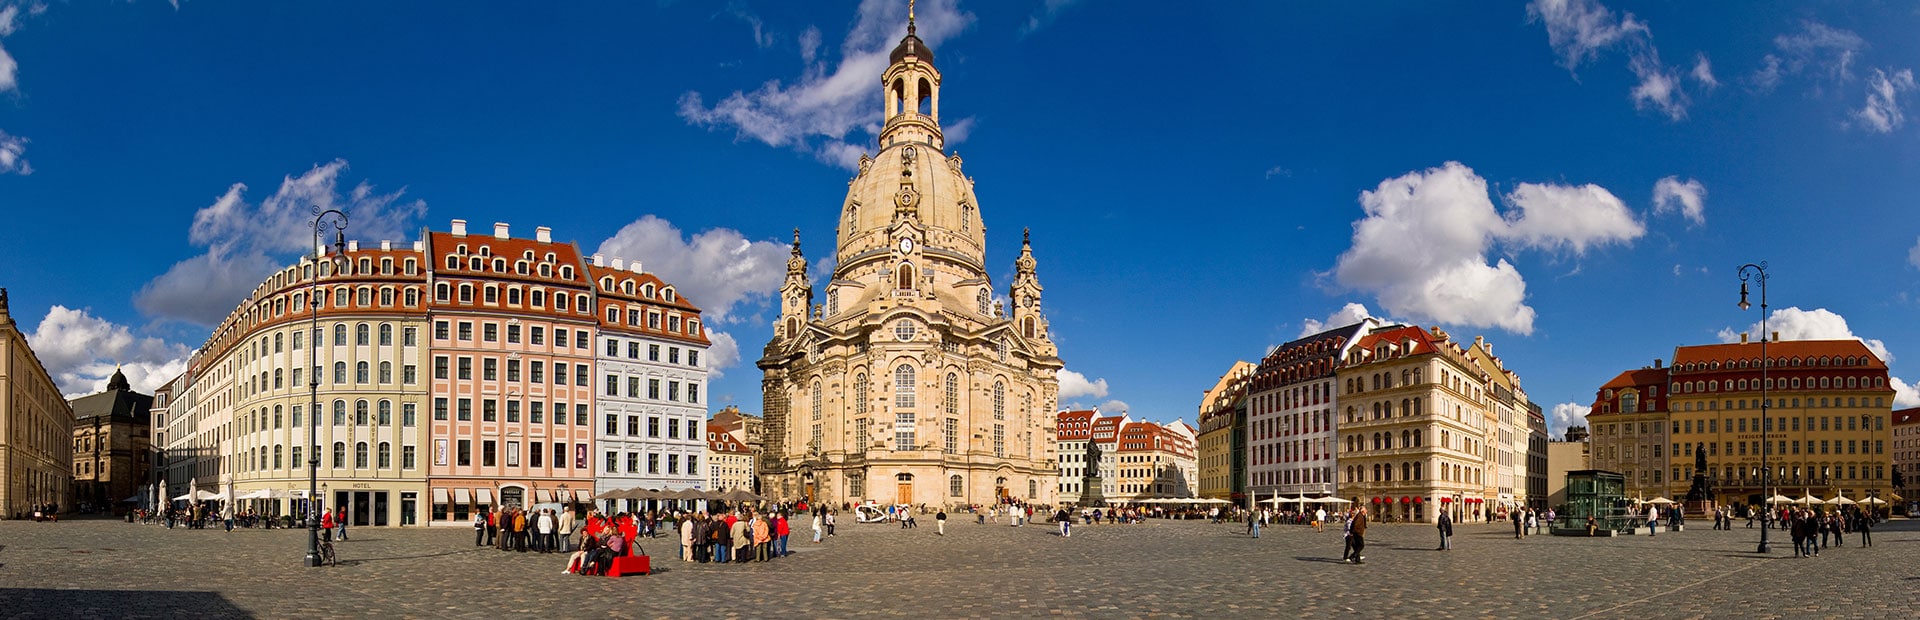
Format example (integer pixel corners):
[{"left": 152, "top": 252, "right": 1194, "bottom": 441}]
[
  {"left": 530, "top": 402, "right": 543, "bottom": 424},
  {"left": 689, "top": 383, "right": 700, "bottom": 404},
  {"left": 483, "top": 440, "right": 497, "bottom": 467},
  {"left": 895, "top": 364, "right": 916, "bottom": 408},
  {"left": 944, "top": 418, "right": 958, "bottom": 454},
  {"left": 812, "top": 382, "right": 824, "bottom": 420},
  {"left": 855, "top": 419, "right": 870, "bottom": 453},
  {"left": 950, "top": 475, "right": 964, "bottom": 497},
  {"left": 457, "top": 398, "right": 473, "bottom": 421},
  {"left": 607, "top": 375, "right": 619, "bottom": 396},
  {"left": 993, "top": 382, "right": 1005, "bottom": 420},
  {"left": 482, "top": 399, "right": 497, "bottom": 422},
  {"left": 403, "top": 445, "right": 416, "bottom": 469},
  {"left": 332, "top": 442, "right": 347, "bottom": 468}
]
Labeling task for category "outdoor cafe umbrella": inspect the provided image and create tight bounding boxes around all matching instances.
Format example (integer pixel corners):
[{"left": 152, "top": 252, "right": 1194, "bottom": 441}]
[
  {"left": 1792, "top": 495, "right": 1819, "bottom": 505},
  {"left": 594, "top": 488, "right": 629, "bottom": 500},
  {"left": 719, "top": 489, "right": 761, "bottom": 503},
  {"left": 1645, "top": 497, "right": 1676, "bottom": 505},
  {"left": 1825, "top": 495, "right": 1856, "bottom": 505},
  {"left": 1320, "top": 497, "right": 1353, "bottom": 504},
  {"left": 1765, "top": 494, "right": 1795, "bottom": 504},
  {"left": 1859, "top": 497, "right": 1887, "bottom": 505}
]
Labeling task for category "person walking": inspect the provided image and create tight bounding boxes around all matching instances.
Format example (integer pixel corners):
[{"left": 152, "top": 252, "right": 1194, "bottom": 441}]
[
  {"left": 1347, "top": 507, "right": 1368, "bottom": 563},
  {"left": 1644, "top": 505, "right": 1658, "bottom": 537},
  {"left": 1056, "top": 507, "right": 1072, "bottom": 537},
  {"left": 1248, "top": 509, "right": 1261, "bottom": 538},
  {"left": 319, "top": 508, "right": 335, "bottom": 543},
  {"left": 473, "top": 510, "right": 486, "bottom": 546},
  {"left": 775, "top": 511, "right": 791, "bottom": 557},
  {"left": 485, "top": 507, "right": 498, "bottom": 547},
  {"left": 813, "top": 507, "right": 825, "bottom": 543},
  {"left": 1436, "top": 509, "right": 1453, "bottom": 550},
  {"left": 1314, "top": 507, "right": 1327, "bottom": 532},
  {"left": 936, "top": 509, "right": 947, "bottom": 536},
  {"left": 536, "top": 509, "right": 555, "bottom": 553},
  {"left": 1857, "top": 511, "right": 1872, "bottom": 547},
  {"left": 557, "top": 508, "right": 576, "bottom": 553},
  {"left": 335, "top": 507, "right": 350, "bottom": 541},
  {"left": 680, "top": 513, "right": 695, "bottom": 562},
  {"left": 1513, "top": 509, "right": 1524, "bottom": 539}
]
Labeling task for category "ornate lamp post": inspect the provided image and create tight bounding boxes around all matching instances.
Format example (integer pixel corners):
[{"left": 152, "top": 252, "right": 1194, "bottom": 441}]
[
  {"left": 306, "top": 207, "right": 347, "bottom": 567},
  {"left": 1737, "top": 261, "right": 1769, "bottom": 554}
]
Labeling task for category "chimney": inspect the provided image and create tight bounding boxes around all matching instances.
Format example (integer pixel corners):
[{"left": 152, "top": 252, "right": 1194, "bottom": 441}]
[
  {"left": 1654, "top": 358, "right": 1663, "bottom": 368},
  {"left": 346, "top": 240, "right": 360, "bottom": 252},
  {"left": 629, "top": 262, "right": 643, "bottom": 273},
  {"left": 1772, "top": 331, "right": 1779, "bottom": 343},
  {"left": 412, "top": 241, "right": 424, "bottom": 251},
  {"left": 592, "top": 253, "right": 605, "bottom": 267},
  {"left": 536, "top": 226, "right": 552, "bottom": 243},
  {"left": 493, "top": 222, "right": 510, "bottom": 239},
  {"left": 380, "top": 240, "right": 392, "bottom": 251},
  {"left": 0, "top": 287, "right": 9, "bottom": 325},
  {"left": 451, "top": 219, "right": 467, "bottom": 236},
  {"left": 611, "top": 258, "right": 626, "bottom": 270},
  {"left": 1740, "top": 332, "right": 1749, "bottom": 344}
]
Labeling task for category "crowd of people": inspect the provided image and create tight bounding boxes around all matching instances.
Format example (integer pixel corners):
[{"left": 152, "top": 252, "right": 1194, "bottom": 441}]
[{"left": 1784, "top": 506, "right": 1875, "bottom": 557}]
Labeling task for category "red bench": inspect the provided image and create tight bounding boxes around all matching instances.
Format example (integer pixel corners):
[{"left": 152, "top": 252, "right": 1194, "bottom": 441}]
[{"left": 607, "top": 554, "right": 650, "bottom": 577}]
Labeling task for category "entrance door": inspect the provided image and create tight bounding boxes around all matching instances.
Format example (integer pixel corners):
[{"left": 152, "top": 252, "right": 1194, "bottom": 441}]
[
  {"left": 373, "top": 492, "right": 390, "bottom": 526},
  {"left": 896, "top": 482, "right": 912, "bottom": 505},
  {"left": 501, "top": 486, "right": 525, "bottom": 508},
  {"left": 352, "top": 491, "right": 372, "bottom": 526},
  {"left": 399, "top": 492, "right": 416, "bottom": 526}
]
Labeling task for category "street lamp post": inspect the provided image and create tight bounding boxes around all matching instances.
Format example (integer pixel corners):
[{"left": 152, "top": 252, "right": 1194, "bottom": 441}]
[
  {"left": 1737, "top": 261, "right": 1770, "bottom": 554},
  {"left": 307, "top": 207, "right": 348, "bottom": 567}
]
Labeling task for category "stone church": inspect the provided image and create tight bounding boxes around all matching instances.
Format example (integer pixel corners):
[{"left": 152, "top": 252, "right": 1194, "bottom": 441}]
[{"left": 757, "top": 11, "right": 1062, "bottom": 508}]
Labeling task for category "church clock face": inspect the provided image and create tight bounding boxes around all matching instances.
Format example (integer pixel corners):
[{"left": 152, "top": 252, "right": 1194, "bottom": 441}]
[{"left": 898, "top": 237, "right": 914, "bottom": 254}]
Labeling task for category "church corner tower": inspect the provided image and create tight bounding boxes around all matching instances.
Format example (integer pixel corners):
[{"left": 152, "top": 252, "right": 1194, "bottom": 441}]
[{"left": 758, "top": 4, "right": 1064, "bottom": 509}]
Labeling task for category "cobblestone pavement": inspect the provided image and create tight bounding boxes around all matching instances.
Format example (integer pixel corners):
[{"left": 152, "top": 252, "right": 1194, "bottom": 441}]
[{"left": 2, "top": 515, "right": 1916, "bottom": 619}]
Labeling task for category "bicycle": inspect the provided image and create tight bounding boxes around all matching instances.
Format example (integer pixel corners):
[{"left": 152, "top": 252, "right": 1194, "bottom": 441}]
[{"left": 317, "top": 539, "right": 337, "bottom": 566}]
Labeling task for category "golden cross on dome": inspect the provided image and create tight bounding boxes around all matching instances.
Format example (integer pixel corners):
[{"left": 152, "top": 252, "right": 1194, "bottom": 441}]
[{"left": 908, "top": 0, "right": 916, "bottom": 33}]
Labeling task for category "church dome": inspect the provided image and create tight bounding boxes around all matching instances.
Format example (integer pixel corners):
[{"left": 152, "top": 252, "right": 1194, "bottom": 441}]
[
  {"left": 834, "top": 141, "right": 985, "bottom": 278},
  {"left": 889, "top": 31, "right": 932, "bottom": 65}
]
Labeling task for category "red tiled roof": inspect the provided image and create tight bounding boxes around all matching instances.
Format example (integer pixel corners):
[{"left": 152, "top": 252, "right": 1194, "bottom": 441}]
[
  {"left": 1894, "top": 408, "right": 1920, "bottom": 426},
  {"left": 1670, "top": 339, "right": 1884, "bottom": 369}
]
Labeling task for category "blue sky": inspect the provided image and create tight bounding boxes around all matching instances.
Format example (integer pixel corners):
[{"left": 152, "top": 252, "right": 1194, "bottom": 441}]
[{"left": 4, "top": 1, "right": 1920, "bottom": 437}]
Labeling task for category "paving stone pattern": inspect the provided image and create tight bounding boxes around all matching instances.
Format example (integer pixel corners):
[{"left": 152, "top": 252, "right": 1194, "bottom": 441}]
[{"left": 1, "top": 516, "right": 1916, "bottom": 618}]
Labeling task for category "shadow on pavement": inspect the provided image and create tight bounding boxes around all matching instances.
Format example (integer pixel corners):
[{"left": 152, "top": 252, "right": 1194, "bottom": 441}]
[
  {"left": 0, "top": 588, "right": 253, "bottom": 619},
  {"left": 1294, "top": 556, "right": 1348, "bottom": 564}
]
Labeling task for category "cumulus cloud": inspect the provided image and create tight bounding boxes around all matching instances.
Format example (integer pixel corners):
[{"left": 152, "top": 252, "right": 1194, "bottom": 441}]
[
  {"left": 1550, "top": 402, "right": 1591, "bottom": 439},
  {"left": 594, "top": 215, "right": 791, "bottom": 325},
  {"left": 26, "top": 306, "right": 193, "bottom": 397},
  {"left": 135, "top": 160, "right": 427, "bottom": 326},
  {"left": 1019, "top": 0, "right": 1082, "bottom": 36},
  {"left": 704, "top": 329, "right": 741, "bottom": 379},
  {"left": 1299, "top": 302, "right": 1380, "bottom": 337},
  {"left": 0, "top": 129, "right": 27, "bottom": 175},
  {"left": 1651, "top": 176, "right": 1706, "bottom": 225},
  {"left": 1330, "top": 162, "right": 1643, "bottom": 335},
  {"left": 1907, "top": 237, "right": 1920, "bottom": 270},
  {"left": 678, "top": 0, "right": 977, "bottom": 169},
  {"left": 1527, "top": 0, "right": 1692, "bottom": 120},
  {"left": 1715, "top": 306, "right": 1893, "bottom": 364},
  {"left": 1057, "top": 369, "right": 1110, "bottom": 400},
  {"left": 1854, "top": 68, "right": 1915, "bottom": 133},
  {"left": 1891, "top": 376, "right": 1920, "bottom": 408},
  {"left": 1096, "top": 399, "right": 1130, "bottom": 416}
]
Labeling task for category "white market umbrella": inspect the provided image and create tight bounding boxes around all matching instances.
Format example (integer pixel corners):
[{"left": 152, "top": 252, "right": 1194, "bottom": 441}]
[
  {"left": 1825, "top": 495, "right": 1855, "bottom": 506},
  {"left": 1645, "top": 497, "right": 1676, "bottom": 505},
  {"left": 172, "top": 492, "right": 195, "bottom": 501},
  {"left": 1764, "top": 494, "right": 1794, "bottom": 504},
  {"left": 1858, "top": 497, "right": 1887, "bottom": 505},
  {"left": 1791, "top": 495, "right": 1818, "bottom": 505},
  {"left": 1321, "top": 497, "right": 1352, "bottom": 504},
  {"left": 235, "top": 489, "right": 272, "bottom": 500}
]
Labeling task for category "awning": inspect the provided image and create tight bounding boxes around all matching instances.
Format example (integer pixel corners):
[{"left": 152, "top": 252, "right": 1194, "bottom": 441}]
[
  {"left": 432, "top": 488, "right": 450, "bottom": 504},
  {"left": 575, "top": 489, "right": 593, "bottom": 502},
  {"left": 453, "top": 488, "right": 471, "bottom": 504},
  {"left": 476, "top": 489, "right": 494, "bottom": 505},
  {"left": 534, "top": 489, "right": 552, "bottom": 503}
]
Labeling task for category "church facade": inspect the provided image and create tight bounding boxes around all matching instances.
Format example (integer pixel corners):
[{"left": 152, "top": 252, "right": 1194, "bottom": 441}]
[{"left": 757, "top": 13, "right": 1062, "bottom": 508}]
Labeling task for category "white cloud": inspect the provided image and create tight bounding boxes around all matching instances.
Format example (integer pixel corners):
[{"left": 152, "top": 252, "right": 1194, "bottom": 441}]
[
  {"left": 1526, "top": 0, "right": 1646, "bottom": 71},
  {"left": 1264, "top": 165, "right": 1293, "bottom": 179},
  {"left": 1527, "top": 0, "right": 1691, "bottom": 120},
  {"left": 1096, "top": 399, "right": 1130, "bottom": 416},
  {"left": 1019, "top": 0, "right": 1082, "bottom": 37},
  {"left": 25, "top": 306, "right": 193, "bottom": 397},
  {"left": 1299, "top": 302, "right": 1378, "bottom": 337},
  {"left": 1057, "top": 369, "right": 1109, "bottom": 400},
  {"left": 678, "top": 0, "right": 976, "bottom": 169},
  {"left": 135, "top": 160, "right": 427, "bottom": 325},
  {"left": 1331, "top": 162, "right": 1643, "bottom": 335},
  {"left": 1651, "top": 175, "right": 1706, "bottom": 225},
  {"left": 1715, "top": 306, "right": 1893, "bottom": 364},
  {"left": 1550, "top": 402, "right": 1591, "bottom": 439},
  {"left": 1770, "top": 21, "right": 1865, "bottom": 86},
  {"left": 1907, "top": 236, "right": 1920, "bottom": 270},
  {"left": 1854, "top": 68, "right": 1915, "bottom": 133},
  {"left": 594, "top": 215, "right": 791, "bottom": 325},
  {"left": 728, "top": 5, "right": 777, "bottom": 49},
  {"left": 1891, "top": 376, "right": 1919, "bottom": 408},
  {"left": 0, "top": 36, "right": 14, "bottom": 93},
  {"left": 704, "top": 329, "right": 741, "bottom": 379},
  {"left": 0, "top": 129, "right": 27, "bottom": 175},
  {"left": 1691, "top": 52, "right": 1718, "bottom": 89},
  {"left": 1751, "top": 54, "right": 1783, "bottom": 93}
]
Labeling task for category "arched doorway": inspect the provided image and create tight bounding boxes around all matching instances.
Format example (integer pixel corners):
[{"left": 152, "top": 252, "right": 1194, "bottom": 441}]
[
  {"left": 895, "top": 473, "right": 914, "bottom": 505},
  {"left": 995, "top": 476, "right": 1009, "bottom": 502}
]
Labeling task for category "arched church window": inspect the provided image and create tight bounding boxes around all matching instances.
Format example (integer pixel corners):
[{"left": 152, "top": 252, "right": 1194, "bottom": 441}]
[
  {"left": 895, "top": 365, "right": 916, "bottom": 408},
  {"left": 897, "top": 263, "right": 915, "bottom": 290},
  {"left": 1023, "top": 317, "right": 1035, "bottom": 339},
  {"left": 977, "top": 290, "right": 990, "bottom": 315}
]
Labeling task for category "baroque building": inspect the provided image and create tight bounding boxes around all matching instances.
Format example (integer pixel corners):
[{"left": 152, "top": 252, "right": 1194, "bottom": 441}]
[
  {"left": 1248, "top": 321, "right": 1376, "bottom": 504},
  {"left": 1, "top": 289, "right": 74, "bottom": 518},
  {"left": 69, "top": 368, "right": 154, "bottom": 513},
  {"left": 1337, "top": 326, "right": 1509, "bottom": 523},
  {"left": 1196, "top": 361, "right": 1252, "bottom": 503},
  {"left": 757, "top": 14, "right": 1062, "bottom": 507}
]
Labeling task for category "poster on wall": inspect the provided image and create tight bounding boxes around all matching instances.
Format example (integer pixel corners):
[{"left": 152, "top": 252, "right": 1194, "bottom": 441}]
[
  {"left": 435, "top": 439, "right": 449, "bottom": 466},
  {"left": 575, "top": 443, "right": 587, "bottom": 469}
]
